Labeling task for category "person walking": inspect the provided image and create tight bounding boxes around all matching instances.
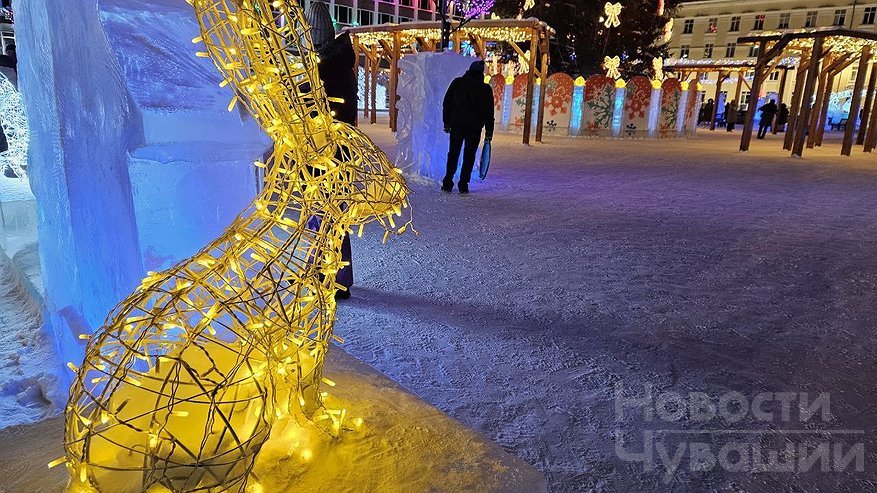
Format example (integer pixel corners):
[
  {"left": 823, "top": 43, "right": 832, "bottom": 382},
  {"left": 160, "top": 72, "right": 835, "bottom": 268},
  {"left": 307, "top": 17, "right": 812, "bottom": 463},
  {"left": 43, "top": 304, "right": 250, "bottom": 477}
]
[
  {"left": 700, "top": 98, "right": 714, "bottom": 125},
  {"left": 757, "top": 99, "right": 778, "bottom": 139},
  {"left": 442, "top": 60, "right": 495, "bottom": 194},
  {"left": 774, "top": 103, "right": 789, "bottom": 134},
  {"left": 725, "top": 100, "right": 738, "bottom": 132}
]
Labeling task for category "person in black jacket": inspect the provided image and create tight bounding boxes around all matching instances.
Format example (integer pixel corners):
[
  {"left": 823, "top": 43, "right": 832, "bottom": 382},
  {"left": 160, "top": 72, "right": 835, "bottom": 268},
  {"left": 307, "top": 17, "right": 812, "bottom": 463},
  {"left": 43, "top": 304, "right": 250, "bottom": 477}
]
[
  {"left": 442, "top": 60, "right": 494, "bottom": 194},
  {"left": 757, "top": 99, "right": 778, "bottom": 139}
]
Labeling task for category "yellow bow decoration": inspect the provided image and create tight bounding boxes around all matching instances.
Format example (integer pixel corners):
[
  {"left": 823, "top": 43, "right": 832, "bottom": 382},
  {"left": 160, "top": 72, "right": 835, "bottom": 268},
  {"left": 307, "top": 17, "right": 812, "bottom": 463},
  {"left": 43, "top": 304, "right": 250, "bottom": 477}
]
[
  {"left": 604, "top": 55, "right": 621, "bottom": 79},
  {"left": 604, "top": 2, "right": 622, "bottom": 28},
  {"left": 653, "top": 57, "right": 664, "bottom": 81}
]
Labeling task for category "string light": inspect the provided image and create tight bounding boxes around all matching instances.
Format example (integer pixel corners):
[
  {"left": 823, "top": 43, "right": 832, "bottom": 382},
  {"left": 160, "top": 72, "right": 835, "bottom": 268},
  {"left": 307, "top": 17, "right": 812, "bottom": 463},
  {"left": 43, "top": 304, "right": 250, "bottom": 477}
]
[
  {"left": 604, "top": 55, "right": 621, "bottom": 79},
  {"left": 59, "top": 0, "right": 413, "bottom": 491},
  {"left": 603, "top": 2, "right": 622, "bottom": 29}
]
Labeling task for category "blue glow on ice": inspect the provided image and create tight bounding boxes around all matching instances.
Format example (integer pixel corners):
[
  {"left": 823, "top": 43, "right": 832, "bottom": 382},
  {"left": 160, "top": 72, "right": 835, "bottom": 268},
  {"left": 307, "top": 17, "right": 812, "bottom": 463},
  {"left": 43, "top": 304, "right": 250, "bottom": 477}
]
[
  {"left": 612, "top": 87, "right": 624, "bottom": 137},
  {"left": 570, "top": 84, "right": 583, "bottom": 136}
]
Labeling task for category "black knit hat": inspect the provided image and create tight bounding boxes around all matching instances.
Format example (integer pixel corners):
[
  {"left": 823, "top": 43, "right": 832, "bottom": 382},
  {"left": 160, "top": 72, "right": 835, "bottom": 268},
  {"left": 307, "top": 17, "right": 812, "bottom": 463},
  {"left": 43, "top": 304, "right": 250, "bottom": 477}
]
[{"left": 468, "top": 60, "right": 486, "bottom": 73}]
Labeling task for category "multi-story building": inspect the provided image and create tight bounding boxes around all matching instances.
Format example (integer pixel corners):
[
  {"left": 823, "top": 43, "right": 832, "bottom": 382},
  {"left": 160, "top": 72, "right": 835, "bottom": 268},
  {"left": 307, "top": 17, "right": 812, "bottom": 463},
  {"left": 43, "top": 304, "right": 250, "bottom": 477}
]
[
  {"left": 302, "top": 0, "right": 442, "bottom": 28},
  {"left": 667, "top": 0, "right": 877, "bottom": 110}
]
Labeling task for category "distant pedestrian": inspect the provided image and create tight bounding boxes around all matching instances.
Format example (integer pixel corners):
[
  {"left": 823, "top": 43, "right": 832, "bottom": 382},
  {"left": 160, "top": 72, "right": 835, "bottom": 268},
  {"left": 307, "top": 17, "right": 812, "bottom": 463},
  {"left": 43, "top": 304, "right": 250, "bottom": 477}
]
[
  {"left": 757, "top": 99, "right": 778, "bottom": 139},
  {"left": 774, "top": 103, "right": 789, "bottom": 134},
  {"left": 442, "top": 60, "right": 495, "bottom": 194},
  {"left": 725, "top": 100, "right": 738, "bottom": 132},
  {"left": 700, "top": 98, "right": 714, "bottom": 125}
]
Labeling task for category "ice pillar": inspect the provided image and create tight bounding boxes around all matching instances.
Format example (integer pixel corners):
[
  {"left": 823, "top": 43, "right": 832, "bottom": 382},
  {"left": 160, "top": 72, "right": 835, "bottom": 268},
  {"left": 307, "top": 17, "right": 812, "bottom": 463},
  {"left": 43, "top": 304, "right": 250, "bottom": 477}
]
[
  {"left": 569, "top": 77, "right": 584, "bottom": 136},
  {"left": 500, "top": 75, "right": 513, "bottom": 132},
  {"left": 648, "top": 82, "right": 662, "bottom": 138},
  {"left": 13, "top": 0, "right": 145, "bottom": 374}
]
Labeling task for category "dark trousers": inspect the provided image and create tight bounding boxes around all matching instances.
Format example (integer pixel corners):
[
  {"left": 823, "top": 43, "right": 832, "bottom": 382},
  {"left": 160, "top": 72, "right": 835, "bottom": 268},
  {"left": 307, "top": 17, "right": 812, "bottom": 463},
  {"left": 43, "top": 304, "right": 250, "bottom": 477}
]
[
  {"left": 758, "top": 119, "right": 773, "bottom": 138},
  {"left": 336, "top": 233, "right": 353, "bottom": 289},
  {"left": 443, "top": 128, "right": 482, "bottom": 189}
]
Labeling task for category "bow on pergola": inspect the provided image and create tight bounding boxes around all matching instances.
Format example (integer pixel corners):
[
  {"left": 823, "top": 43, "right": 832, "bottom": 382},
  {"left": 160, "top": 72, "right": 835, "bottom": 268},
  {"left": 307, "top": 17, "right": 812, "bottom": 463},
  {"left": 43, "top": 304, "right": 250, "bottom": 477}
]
[
  {"left": 653, "top": 57, "right": 664, "bottom": 80},
  {"left": 604, "top": 55, "right": 621, "bottom": 79},
  {"left": 603, "top": 2, "right": 622, "bottom": 29}
]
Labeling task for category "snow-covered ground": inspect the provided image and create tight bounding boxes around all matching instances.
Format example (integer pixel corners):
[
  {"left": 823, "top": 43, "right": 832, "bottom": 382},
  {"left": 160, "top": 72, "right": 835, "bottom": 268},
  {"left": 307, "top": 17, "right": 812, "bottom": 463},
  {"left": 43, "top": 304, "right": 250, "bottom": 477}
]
[{"left": 334, "top": 124, "right": 877, "bottom": 492}]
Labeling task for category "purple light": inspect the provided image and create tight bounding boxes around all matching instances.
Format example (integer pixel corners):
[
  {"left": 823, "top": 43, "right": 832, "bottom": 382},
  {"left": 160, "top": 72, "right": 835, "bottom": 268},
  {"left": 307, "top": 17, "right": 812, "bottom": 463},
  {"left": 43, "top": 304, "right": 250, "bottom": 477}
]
[{"left": 453, "top": 0, "right": 495, "bottom": 18}]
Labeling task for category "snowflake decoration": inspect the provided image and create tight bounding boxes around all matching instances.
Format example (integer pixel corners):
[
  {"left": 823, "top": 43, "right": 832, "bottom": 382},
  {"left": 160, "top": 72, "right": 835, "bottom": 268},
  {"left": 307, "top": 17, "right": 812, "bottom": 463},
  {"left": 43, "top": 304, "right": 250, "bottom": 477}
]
[{"left": 454, "top": 0, "right": 495, "bottom": 18}]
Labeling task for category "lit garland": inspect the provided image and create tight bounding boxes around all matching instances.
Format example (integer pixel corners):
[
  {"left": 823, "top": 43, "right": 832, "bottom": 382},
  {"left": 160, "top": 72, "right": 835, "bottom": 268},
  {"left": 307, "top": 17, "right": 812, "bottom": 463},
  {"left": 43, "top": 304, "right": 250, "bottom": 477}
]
[
  {"left": 652, "top": 57, "right": 664, "bottom": 80},
  {"left": 453, "top": 0, "right": 495, "bottom": 19},
  {"left": 58, "top": 0, "right": 413, "bottom": 491},
  {"left": 0, "top": 73, "right": 27, "bottom": 178},
  {"left": 351, "top": 23, "right": 544, "bottom": 46}
]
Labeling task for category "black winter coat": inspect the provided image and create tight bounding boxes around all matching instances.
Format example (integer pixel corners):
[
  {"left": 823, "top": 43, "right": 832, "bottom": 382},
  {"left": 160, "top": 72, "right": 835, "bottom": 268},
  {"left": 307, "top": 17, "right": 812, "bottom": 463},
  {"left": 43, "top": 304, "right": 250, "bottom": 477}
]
[
  {"left": 443, "top": 69, "right": 495, "bottom": 137},
  {"left": 317, "top": 32, "right": 358, "bottom": 125}
]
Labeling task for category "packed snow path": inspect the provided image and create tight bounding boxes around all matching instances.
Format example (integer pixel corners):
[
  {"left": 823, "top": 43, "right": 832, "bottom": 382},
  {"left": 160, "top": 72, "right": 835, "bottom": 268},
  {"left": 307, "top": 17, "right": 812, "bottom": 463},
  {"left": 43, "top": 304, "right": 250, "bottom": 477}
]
[{"left": 337, "top": 126, "right": 877, "bottom": 492}]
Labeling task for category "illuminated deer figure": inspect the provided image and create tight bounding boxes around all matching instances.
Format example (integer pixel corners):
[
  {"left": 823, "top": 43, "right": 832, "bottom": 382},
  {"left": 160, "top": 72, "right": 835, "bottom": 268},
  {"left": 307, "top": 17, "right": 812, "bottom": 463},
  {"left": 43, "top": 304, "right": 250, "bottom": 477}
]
[{"left": 61, "top": 0, "right": 411, "bottom": 491}]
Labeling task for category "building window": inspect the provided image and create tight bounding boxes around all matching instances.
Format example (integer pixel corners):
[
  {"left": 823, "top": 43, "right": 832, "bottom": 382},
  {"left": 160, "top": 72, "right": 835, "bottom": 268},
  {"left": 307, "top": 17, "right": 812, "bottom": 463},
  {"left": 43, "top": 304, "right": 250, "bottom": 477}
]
[
  {"left": 680, "top": 44, "right": 690, "bottom": 58},
  {"left": 729, "top": 16, "right": 740, "bottom": 32},
  {"left": 864, "top": 6, "right": 876, "bottom": 25},
  {"left": 334, "top": 5, "right": 352, "bottom": 25},
  {"left": 749, "top": 44, "right": 759, "bottom": 58},
  {"left": 805, "top": 11, "right": 818, "bottom": 27},
  {"left": 358, "top": 9, "right": 374, "bottom": 25},
  {"left": 725, "top": 42, "right": 736, "bottom": 58},
  {"left": 378, "top": 12, "right": 394, "bottom": 24},
  {"left": 769, "top": 70, "right": 780, "bottom": 81},
  {"left": 834, "top": 9, "right": 846, "bottom": 26},
  {"left": 399, "top": 15, "right": 413, "bottom": 22},
  {"left": 778, "top": 12, "right": 790, "bottom": 29},
  {"left": 419, "top": 0, "right": 431, "bottom": 10},
  {"left": 707, "top": 17, "right": 718, "bottom": 33},
  {"left": 683, "top": 19, "right": 694, "bottom": 34},
  {"left": 742, "top": 91, "right": 751, "bottom": 108},
  {"left": 704, "top": 43, "right": 713, "bottom": 58},
  {"left": 753, "top": 14, "right": 765, "bottom": 30}
]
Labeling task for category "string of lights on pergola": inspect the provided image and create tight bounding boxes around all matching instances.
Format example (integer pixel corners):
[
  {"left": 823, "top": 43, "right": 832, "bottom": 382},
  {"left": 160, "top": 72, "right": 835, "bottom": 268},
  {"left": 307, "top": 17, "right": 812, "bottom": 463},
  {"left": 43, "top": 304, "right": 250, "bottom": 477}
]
[
  {"left": 344, "top": 18, "right": 554, "bottom": 144},
  {"left": 735, "top": 27, "right": 877, "bottom": 157}
]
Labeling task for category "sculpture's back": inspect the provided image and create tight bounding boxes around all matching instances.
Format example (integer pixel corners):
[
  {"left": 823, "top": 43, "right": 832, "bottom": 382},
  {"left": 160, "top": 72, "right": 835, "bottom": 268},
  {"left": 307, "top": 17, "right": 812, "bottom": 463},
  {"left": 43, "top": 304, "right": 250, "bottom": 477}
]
[{"left": 61, "top": 1, "right": 411, "bottom": 491}]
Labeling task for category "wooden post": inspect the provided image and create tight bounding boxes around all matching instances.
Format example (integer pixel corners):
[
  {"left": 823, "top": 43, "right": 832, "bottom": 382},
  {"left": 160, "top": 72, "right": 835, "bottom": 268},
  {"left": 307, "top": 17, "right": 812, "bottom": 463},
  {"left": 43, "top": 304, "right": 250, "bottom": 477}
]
[
  {"left": 857, "top": 61, "right": 877, "bottom": 145},
  {"left": 535, "top": 35, "right": 549, "bottom": 143},
  {"left": 777, "top": 67, "right": 789, "bottom": 103},
  {"left": 784, "top": 57, "right": 810, "bottom": 150},
  {"left": 740, "top": 40, "right": 768, "bottom": 151},
  {"left": 389, "top": 33, "right": 400, "bottom": 131},
  {"left": 793, "top": 37, "right": 823, "bottom": 157},
  {"left": 843, "top": 47, "right": 871, "bottom": 155},
  {"left": 807, "top": 67, "right": 829, "bottom": 148},
  {"left": 865, "top": 91, "right": 877, "bottom": 151},
  {"left": 814, "top": 72, "right": 835, "bottom": 147},
  {"left": 363, "top": 50, "right": 371, "bottom": 120},
  {"left": 370, "top": 44, "right": 378, "bottom": 124},
  {"left": 734, "top": 70, "right": 744, "bottom": 104},
  {"left": 710, "top": 71, "right": 724, "bottom": 130},
  {"left": 522, "top": 30, "right": 538, "bottom": 145}
]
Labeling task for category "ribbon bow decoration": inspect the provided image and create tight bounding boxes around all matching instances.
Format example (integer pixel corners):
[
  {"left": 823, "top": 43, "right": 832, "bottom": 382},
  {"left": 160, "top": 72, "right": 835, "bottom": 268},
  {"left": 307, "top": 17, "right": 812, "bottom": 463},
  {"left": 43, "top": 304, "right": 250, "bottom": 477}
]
[
  {"left": 604, "top": 55, "right": 621, "bottom": 79},
  {"left": 604, "top": 2, "right": 622, "bottom": 28},
  {"left": 653, "top": 57, "right": 664, "bottom": 81}
]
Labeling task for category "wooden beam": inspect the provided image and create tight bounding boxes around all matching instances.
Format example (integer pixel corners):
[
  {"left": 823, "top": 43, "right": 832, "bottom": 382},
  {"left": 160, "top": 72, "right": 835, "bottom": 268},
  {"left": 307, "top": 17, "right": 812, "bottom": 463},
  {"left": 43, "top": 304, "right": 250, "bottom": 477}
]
[
  {"left": 389, "top": 32, "right": 400, "bottom": 131},
  {"left": 843, "top": 47, "right": 871, "bottom": 155},
  {"left": 740, "top": 40, "right": 769, "bottom": 151},
  {"left": 784, "top": 56, "right": 810, "bottom": 150},
  {"left": 370, "top": 43, "right": 378, "bottom": 124},
  {"left": 535, "top": 45, "right": 549, "bottom": 143},
  {"left": 858, "top": 62, "right": 877, "bottom": 145},
  {"left": 792, "top": 37, "right": 824, "bottom": 157},
  {"left": 865, "top": 88, "right": 877, "bottom": 151},
  {"left": 734, "top": 70, "right": 744, "bottom": 103},
  {"left": 522, "top": 30, "right": 538, "bottom": 145},
  {"left": 777, "top": 67, "right": 789, "bottom": 105},
  {"left": 814, "top": 56, "right": 856, "bottom": 146},
  {"left": 710, "top": 71, "right": 726, "bottom": 131}
]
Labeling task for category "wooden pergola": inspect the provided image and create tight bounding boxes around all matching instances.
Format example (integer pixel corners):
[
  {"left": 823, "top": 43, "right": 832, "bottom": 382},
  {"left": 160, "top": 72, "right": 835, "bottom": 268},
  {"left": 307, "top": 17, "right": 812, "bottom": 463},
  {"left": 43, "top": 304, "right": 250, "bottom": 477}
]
[
  {"left": 736, "top": 28, "right": 877, "bottom": 156},
  {"left": 344, "top": 18, "right": 554, "bottom": 144},
  {"left": 663, "top": 58, "right": 795, "bottom": 131}
]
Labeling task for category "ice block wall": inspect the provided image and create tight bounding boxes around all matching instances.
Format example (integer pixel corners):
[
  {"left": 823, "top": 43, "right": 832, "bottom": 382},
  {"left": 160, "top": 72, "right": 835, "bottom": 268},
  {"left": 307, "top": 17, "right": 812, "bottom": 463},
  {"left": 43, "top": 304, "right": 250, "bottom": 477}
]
[
  {"left": 13, "top": 0, "right": 268, "bottom": 379},
  {"left": 396, "top": 52, "right": 473, "bottom": 181},
  {"left": 13, "top": 0, "right": 146, "bottom": 370}
]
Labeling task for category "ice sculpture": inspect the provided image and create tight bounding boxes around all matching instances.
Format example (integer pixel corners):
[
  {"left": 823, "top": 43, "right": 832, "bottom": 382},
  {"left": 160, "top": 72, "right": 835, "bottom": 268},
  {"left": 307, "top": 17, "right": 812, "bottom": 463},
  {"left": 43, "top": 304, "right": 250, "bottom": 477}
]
[
  {"left": 396, "top": 52, "right": 473, "bottom": 181},
  {"left": 61, "top": 0, "right": 412, "bottom": 491},
  {"left": 0, "top": 72, "right": 27, "bottom": 178}
]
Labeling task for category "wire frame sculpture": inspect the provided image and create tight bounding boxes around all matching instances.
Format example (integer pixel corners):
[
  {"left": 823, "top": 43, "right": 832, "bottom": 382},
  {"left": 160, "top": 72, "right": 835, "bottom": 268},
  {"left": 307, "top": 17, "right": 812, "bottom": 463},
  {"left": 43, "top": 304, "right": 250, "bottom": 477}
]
[
  {"left": 59, "top": 0, "right": 412, "bottom": 491},
  {"left": 0, "top": 72, "right": 28, "bottom": 178}
]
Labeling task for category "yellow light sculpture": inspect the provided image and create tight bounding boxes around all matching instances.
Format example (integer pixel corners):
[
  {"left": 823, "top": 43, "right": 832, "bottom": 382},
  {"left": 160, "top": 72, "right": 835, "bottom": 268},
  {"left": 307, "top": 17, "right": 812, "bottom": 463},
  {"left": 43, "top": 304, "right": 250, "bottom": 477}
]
[{"left": 59, "top": 0, "right": 411, "bottom": 491}]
